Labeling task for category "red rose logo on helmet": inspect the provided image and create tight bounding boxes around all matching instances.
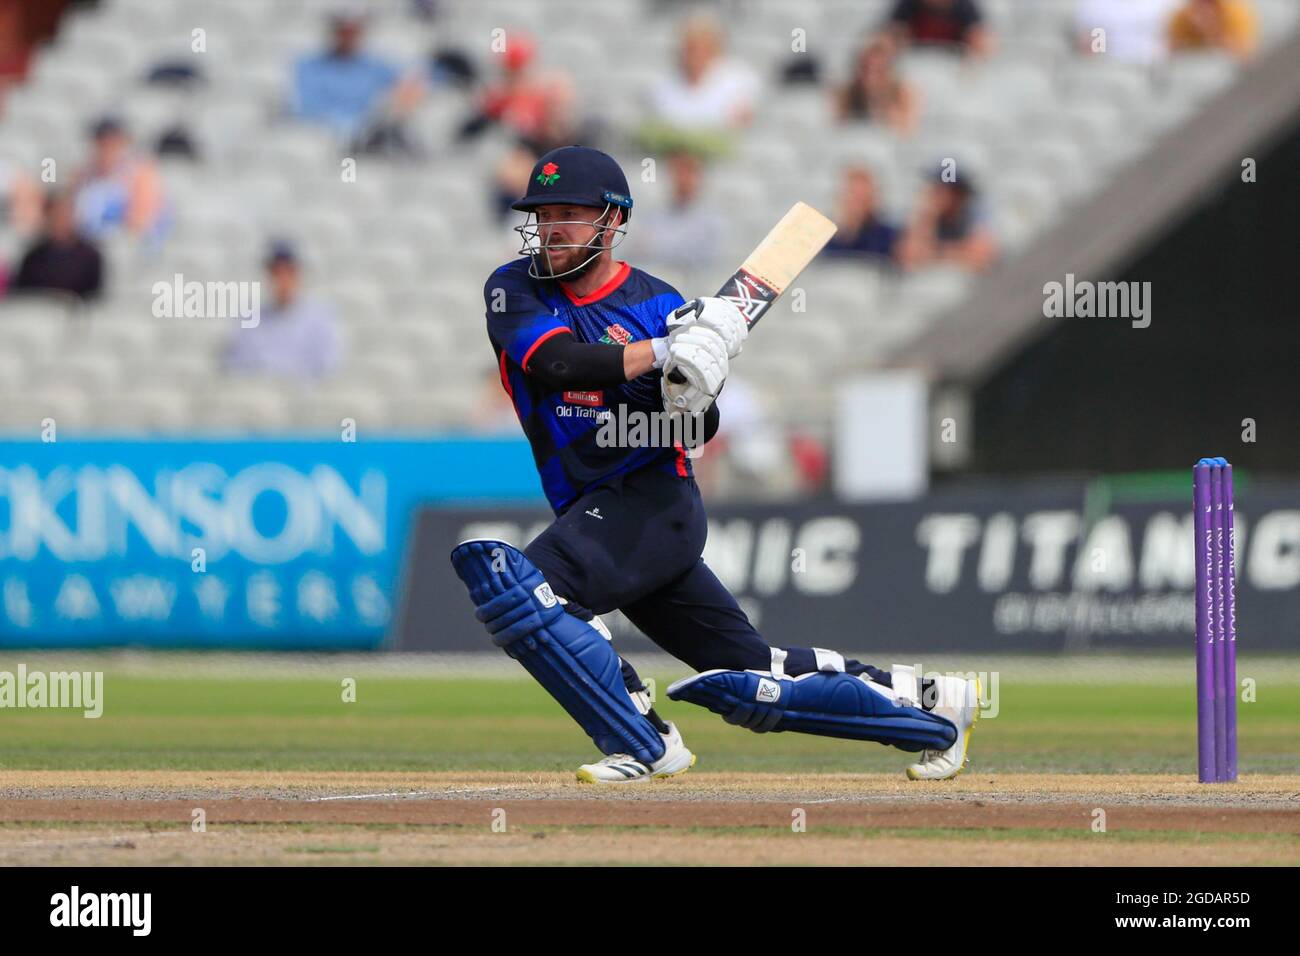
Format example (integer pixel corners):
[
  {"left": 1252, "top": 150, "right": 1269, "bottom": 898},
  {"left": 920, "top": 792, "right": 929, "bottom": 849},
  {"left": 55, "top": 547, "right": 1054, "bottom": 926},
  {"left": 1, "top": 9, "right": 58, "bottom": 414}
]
[{"left": 536, "top": 162, "right": 560, "bottom": 186}]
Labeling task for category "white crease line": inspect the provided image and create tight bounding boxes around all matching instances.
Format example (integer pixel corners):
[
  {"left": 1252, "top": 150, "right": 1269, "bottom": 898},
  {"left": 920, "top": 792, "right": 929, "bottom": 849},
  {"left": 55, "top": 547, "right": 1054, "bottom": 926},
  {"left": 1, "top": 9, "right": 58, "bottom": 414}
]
[
  {"left": 799, "top": 797, "right": 923, "bottom": 804},
  {"left": 309, "top": 790, "right": 438, "bottom": 802},
  {"left": 308, "top": 785, "right": 518, "bottom": 802}
]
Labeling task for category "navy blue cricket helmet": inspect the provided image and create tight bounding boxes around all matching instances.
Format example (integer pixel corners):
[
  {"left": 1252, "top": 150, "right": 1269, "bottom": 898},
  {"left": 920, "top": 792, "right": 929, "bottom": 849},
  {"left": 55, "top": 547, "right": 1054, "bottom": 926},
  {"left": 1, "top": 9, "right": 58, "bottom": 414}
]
[{"left": 512, "top": 145, "right": 633, "bottom": 219}]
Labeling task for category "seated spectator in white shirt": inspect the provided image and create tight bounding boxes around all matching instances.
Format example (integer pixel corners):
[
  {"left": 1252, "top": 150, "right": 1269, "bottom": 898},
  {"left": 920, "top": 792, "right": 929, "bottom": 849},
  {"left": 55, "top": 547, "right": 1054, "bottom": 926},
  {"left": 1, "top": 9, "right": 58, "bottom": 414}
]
[
  {"left": 225, "top": 241, "right": 342, "bottom": 380},
  {"left": 1075, "top": 0, "right": 1181, "bottom": 64},
  {"left": 646, "top": 13, "right": 760, "bottom": 135}
]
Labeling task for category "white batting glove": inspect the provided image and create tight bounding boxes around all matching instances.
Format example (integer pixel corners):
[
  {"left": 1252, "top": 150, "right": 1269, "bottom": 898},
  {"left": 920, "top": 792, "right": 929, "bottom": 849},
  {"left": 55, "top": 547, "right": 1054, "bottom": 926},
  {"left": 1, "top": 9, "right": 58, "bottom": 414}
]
[
  {"left": 652, "top": 303, "right": 696, "bottom": 369},
  {"left": 662, "top": 327, "right": 728, "bottom": 415},
  {"left": 667, "top": 297, "right": 748, "bottom": 359}
]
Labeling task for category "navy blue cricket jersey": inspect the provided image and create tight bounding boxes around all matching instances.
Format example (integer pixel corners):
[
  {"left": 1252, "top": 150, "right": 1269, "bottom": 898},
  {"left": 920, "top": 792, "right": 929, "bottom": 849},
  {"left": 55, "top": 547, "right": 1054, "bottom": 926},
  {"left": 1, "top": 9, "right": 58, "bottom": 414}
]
[{"left": 483, "top": 257, "right": 690, "bottom": 513}]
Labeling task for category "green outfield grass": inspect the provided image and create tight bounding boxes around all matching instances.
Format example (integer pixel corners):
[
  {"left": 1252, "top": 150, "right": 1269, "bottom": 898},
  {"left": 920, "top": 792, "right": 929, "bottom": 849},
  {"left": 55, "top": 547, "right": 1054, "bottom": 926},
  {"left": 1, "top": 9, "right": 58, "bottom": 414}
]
[{"left": 0, "top": 653, "right": 1297, "bottom": 775}]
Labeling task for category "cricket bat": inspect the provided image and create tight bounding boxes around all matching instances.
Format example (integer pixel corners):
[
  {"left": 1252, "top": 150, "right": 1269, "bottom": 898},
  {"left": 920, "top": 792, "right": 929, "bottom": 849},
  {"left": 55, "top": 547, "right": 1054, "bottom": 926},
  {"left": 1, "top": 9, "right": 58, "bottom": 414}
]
[{"left": 666, "top": 201, "right": 837, "bottom": 383}]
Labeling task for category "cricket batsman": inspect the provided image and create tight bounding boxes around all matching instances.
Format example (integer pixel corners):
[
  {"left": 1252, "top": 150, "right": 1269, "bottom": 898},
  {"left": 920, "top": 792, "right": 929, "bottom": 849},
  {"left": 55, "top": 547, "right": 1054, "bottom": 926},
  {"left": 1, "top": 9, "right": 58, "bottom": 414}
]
[{"left": 451, "top": 146, "right": 979, "bottom": 782}]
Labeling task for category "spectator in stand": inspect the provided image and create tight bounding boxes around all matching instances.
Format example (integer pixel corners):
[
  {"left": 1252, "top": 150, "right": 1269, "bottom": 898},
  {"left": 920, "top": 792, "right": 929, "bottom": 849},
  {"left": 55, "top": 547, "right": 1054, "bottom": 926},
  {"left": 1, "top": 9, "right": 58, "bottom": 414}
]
[
  {"left": 896, "top": 166, "right": 998, "bottom": 272},
  {"left": 835, "top": 34, "right": 919, "bottom": 135},
  {"left": 825, "top": 166, "right": 901, "bottom": 263},
  {"left": 71, "top": 116, "right": 168, "bottom": 242},
  {"left": 291, "top": 6, "right": 424, "bottom": 152},
  {"left": 10, "top": 191, "right": 103, "bottom": 301},
  {"left": 884, "top": 0, "right": 991, "bottom": 57},
  {"left": 1169, "top": 0, "right": 1258, "bottom": 60},
  {"left": 623, "top": 150, "right": 723, "bottom": 282},
  {"left": 1074, "top": 0, "right": 1180, "bottom": 64},
  {"left": 521, "top": 70, "right": 605, "bottom": 155},
  {"left": 641, "top": 12, "right": 760, "bottom": 154},
  {"left": 0, "top": 157, "right": 42, "bottom": 236},
  {"left": 459, "top": 33, "right": 549, "bottom": 144},
  {"left": 225, "top": 241, "right": 342, "bottom": 381}
]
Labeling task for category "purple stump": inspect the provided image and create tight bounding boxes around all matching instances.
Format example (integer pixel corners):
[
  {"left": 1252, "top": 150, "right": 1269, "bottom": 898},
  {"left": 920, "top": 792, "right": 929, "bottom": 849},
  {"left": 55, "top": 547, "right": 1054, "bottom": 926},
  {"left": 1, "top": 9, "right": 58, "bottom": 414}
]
[
  {"left": 1211, "top": 465, "right": 1228, "bottom": 780},
  {"left": 1193, "top": 462, "right": 1215, "bottom": 783},
  {"left": 1223, "top": 463, "right": 1238, "bottom": 781}
]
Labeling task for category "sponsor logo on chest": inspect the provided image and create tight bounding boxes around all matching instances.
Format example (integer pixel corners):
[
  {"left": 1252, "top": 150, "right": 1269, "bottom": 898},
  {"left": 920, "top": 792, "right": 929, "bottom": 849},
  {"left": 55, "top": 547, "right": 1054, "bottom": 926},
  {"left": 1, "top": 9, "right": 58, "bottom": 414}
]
[{"left": 562, "top": 390, "right": 604, "bottom": 407}]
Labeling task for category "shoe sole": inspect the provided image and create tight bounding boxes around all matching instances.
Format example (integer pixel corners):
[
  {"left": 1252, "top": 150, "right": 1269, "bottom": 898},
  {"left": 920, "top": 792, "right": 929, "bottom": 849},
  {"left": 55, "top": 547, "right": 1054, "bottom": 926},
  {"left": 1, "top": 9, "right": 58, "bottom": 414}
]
[
  {"left": 906, "top": 677, "right": 981, "bottom": 782},
  {"left": 652, "top": 751, "right": 696, "bottom": 780},
  {"left": 575, "top": 751, "right": 696, "bottom": 785}
]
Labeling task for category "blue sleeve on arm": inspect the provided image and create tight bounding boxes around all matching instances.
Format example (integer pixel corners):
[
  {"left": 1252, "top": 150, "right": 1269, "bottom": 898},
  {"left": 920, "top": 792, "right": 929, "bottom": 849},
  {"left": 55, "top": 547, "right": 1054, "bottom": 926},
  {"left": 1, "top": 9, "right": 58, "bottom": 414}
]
[{"left": 484, "top": 265, "right": 571, "bottom": 370}]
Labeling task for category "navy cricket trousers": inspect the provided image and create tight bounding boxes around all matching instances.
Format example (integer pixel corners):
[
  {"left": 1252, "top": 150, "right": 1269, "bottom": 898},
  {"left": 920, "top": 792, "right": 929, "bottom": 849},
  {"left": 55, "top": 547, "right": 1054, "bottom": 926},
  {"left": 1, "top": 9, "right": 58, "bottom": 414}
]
[{"left": 523, "top": 464, "right": 887, "bottom": 690}]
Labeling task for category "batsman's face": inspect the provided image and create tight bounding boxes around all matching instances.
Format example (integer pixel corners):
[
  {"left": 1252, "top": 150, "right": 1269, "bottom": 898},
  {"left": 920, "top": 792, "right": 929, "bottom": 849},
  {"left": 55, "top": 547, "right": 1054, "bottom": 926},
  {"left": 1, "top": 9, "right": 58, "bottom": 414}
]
[{"left": 534, "top": 204, "right": 610, "bottom": 268}]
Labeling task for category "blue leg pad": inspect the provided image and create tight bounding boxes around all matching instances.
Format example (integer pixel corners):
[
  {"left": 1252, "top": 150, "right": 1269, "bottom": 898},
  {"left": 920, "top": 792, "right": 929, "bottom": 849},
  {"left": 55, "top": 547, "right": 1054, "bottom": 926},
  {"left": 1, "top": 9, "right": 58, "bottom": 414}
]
[
  {"left": 450, "top": 539, "right": 666, "bottom": 764},
  {"left": 666, "top": 670, "right": 957, "bottom": 752}
]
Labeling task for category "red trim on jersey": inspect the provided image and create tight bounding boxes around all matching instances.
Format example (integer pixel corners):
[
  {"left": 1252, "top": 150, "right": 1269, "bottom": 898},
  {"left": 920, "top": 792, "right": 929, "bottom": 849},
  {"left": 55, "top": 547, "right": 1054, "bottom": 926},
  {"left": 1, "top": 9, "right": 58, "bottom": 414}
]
[
  {"left": 673, "top": 441, "right": 688, "bottom": 477},
  {"left": 520, "top": 326, "right": 571, "bottom": 372},
  {"left": 560, "top": 261, "right": 631, "bottom": 306},
  {"left": 498, "top": 350, "right": 514, "bottom": 399}
]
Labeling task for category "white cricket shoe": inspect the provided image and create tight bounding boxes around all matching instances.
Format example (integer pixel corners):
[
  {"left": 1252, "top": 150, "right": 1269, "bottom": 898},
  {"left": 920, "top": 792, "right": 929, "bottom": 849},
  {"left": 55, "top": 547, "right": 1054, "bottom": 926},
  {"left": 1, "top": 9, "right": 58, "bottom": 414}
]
[
  {"left": 575, "top": 722, "right": 696, "bottom": 784},
  {"left": 906, "top": 675, "right": 982, "bottom": 781}
]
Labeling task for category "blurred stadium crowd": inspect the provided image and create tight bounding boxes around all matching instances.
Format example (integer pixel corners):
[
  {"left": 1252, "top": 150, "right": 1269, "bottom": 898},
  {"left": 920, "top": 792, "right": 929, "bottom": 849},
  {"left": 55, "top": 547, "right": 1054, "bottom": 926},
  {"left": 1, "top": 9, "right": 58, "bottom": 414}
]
[{"left": 0, "top": 0, "right": 1292, "bottom": 498}]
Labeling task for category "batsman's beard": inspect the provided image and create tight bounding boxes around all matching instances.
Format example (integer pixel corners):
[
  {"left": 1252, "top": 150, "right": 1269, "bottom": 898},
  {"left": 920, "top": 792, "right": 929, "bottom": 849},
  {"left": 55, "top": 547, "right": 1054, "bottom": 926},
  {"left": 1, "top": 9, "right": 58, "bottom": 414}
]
[{"left": 538, "top": 242, "right": 603, "bottom": 280}]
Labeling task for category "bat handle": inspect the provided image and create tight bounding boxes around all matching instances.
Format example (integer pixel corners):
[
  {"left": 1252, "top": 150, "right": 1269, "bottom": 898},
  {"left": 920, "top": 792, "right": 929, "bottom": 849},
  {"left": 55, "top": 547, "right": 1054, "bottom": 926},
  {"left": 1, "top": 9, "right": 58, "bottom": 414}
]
[{"left": 666, "top": 368, "right": 686, "bottom": 384}]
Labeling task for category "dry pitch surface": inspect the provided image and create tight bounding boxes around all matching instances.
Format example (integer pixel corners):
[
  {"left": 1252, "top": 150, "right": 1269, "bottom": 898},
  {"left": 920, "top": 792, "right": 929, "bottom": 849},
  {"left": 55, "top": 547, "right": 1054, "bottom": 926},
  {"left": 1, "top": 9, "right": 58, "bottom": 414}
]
[
  {"left": 3, "top": 654, "right": 1297, "bottom": 865},
  {"left": 2, "top": 771, "right": 1297, "bottom": 866}
]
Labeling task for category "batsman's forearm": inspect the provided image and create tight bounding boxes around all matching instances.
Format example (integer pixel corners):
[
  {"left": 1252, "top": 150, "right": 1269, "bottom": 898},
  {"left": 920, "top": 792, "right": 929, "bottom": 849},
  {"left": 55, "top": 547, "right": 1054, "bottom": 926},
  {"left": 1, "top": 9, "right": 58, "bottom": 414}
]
[{"left": 623, "top": 339, "right": 658, "bottom": 380}]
